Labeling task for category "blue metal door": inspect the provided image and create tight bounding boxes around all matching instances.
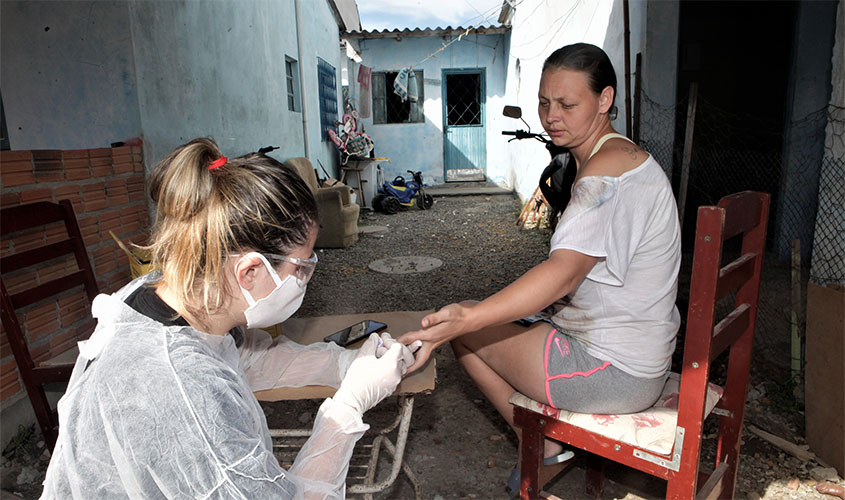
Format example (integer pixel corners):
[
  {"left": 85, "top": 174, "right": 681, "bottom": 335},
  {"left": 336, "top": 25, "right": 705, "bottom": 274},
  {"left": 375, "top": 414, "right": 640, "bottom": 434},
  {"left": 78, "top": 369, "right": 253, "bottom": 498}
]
[{"left": 442, "top": 69, "right": 485, "bottom": 182}]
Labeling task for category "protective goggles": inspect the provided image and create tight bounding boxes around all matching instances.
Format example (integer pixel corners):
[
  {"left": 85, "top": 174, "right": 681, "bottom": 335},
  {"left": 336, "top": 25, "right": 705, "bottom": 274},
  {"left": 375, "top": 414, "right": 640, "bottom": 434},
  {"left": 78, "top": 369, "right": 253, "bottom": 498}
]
[{"left": 265, "top": 251, "right": 319, "bottom": 285}]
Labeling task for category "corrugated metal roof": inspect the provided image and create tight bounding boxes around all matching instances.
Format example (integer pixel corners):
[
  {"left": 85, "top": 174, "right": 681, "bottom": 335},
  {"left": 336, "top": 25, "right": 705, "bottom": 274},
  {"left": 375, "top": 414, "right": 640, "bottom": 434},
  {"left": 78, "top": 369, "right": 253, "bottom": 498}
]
[{"left": 345, "top": 25, "right": 510, "bottom": 39}]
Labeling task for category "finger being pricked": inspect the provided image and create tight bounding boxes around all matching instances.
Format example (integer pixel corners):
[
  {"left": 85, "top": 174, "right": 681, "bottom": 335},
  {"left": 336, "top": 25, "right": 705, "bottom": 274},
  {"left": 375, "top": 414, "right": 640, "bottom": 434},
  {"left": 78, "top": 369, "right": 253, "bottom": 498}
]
[{"left": 403, "top": 341, "right": 434, "bottom": 374}]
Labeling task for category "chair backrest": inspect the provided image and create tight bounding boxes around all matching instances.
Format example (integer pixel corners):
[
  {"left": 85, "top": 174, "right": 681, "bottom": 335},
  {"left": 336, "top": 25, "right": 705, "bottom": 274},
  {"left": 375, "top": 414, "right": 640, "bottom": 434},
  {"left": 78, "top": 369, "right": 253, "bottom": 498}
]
[
  {"left": 675, "top": 191, "right": 770, "bottom": 482},
  {"left": 286, "top": 157, "right": 319, "bottom": 193},
  {"left": 1, "top": 199, "right": 99, "bottom": 380}
]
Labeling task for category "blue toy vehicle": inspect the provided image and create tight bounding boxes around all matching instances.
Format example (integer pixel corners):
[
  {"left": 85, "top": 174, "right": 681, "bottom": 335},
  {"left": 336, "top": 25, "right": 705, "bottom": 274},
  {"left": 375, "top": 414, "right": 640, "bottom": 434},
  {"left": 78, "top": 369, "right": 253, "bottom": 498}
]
[{"left": 372, "top": 170, "right": 434, "bottom": 214}]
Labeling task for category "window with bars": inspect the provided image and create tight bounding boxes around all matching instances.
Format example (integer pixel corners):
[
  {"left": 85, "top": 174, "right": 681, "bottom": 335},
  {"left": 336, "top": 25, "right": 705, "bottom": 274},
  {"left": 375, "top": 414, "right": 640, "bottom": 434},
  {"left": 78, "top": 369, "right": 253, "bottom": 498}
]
[
  {"left": 372, "top": 70, "right": 424, "bottom": 124},
  {"left": 285, "top": 56, "right": 300, "bottom": 112},
  {"left": 317, "top": 57, "right": 337, "bottom": 141},
  {"left": 445, "top": 72, "right": 482, "bottom": 126}
]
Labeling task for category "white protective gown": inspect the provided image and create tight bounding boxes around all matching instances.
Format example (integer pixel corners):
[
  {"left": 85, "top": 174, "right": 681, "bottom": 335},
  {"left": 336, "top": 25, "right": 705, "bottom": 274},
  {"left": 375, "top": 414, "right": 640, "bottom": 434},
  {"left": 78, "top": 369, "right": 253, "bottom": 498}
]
[{"left": 41, "top": 274, "right": 365, "bottom": 499}]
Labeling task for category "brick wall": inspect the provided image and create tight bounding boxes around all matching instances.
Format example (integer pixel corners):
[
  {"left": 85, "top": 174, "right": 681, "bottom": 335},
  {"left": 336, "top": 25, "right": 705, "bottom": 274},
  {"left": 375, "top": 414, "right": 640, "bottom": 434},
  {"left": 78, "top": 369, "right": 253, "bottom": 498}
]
[{"left": 0, "top": 146, "right": 149, "bottom": 404}]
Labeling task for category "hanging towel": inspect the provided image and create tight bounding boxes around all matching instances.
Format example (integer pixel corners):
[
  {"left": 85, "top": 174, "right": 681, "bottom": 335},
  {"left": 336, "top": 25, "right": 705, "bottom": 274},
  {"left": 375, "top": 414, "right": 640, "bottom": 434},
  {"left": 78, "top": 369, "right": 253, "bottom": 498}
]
[
  {"left": 408, "top": 70, "right": 419, "bottom": 103},
  {"left": 393, "top": 67, "right": 409, "bottom": 102},
  {"left": 357, "top": 65, "right": 372, "bottom": 118},
  {"left": 357, "top": 65, "right": 371, "bottom": 90}
]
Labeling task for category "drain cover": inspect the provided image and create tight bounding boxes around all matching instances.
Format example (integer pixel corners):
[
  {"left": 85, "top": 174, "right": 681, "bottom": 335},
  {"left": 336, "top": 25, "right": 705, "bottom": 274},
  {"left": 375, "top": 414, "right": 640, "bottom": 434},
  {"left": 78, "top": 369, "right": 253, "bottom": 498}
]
[{"left": 368, "top": 256, "right": 442, "bottom": 274}]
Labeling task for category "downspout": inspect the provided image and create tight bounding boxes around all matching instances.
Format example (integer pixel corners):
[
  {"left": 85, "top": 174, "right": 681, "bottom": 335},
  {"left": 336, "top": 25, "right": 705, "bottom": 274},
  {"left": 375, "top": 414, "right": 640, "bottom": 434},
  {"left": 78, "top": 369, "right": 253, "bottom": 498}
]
[{"left": 294, "top": 0, "right": 311, "bottom": 158}]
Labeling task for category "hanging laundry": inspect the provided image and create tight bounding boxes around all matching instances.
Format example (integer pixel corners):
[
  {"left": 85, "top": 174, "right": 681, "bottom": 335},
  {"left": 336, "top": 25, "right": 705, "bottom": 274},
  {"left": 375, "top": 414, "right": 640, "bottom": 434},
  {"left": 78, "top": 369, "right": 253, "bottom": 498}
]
[
  {"left": 408, "top": 70, "right": 419, "bottom": 103},
  {"left": 393, "top": 67, "right": 409, "bottom": 102},
  {"left": 357, "top": 65, "right": 372, "bottom": 118}
]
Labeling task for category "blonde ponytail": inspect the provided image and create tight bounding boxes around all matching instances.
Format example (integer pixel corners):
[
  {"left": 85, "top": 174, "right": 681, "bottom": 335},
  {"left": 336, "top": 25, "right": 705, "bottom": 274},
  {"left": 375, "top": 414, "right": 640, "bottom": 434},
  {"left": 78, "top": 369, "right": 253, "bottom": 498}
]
[{"left": 146, "top": 138, "right": 317, "bottom": 321}]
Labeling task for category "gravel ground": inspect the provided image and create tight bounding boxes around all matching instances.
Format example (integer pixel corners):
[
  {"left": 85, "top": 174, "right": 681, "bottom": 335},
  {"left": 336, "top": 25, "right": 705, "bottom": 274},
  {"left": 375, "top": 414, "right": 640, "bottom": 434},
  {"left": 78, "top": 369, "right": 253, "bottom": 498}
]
[{"left": 2, "top": 193, "right": 842, "bottom": 499}]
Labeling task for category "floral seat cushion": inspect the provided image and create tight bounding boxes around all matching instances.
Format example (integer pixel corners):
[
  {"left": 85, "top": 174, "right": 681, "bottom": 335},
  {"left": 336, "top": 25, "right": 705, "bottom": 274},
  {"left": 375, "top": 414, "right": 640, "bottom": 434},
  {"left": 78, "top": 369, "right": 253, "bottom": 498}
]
[{"left": 509, "top": 372, "right": 724, "bottom": 456}]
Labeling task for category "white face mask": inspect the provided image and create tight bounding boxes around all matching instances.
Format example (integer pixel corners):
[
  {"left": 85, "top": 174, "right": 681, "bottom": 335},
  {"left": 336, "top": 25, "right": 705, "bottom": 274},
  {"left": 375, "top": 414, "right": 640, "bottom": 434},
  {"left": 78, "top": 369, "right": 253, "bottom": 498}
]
[{"left": 237, "top": 252, "right": 306, "bottom": 329}]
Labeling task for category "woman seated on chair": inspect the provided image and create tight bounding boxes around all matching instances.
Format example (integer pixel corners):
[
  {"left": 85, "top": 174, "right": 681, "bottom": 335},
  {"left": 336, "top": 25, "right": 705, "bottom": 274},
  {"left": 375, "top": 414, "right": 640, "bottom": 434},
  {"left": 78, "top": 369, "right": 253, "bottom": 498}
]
[
  {"left": 400, "top": 43, "right": 681, "bottom": 492},
  {"left": 42, "top": 138, "right": 415, "bottom": 499}
]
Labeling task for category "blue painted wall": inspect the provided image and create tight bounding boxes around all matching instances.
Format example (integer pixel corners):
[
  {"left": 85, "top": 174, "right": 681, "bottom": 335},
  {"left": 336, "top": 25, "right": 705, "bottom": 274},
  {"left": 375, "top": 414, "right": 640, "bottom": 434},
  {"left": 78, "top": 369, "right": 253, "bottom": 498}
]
[
  {"left": 1, "top": 0, "right": 347, "bottom": 178},
  {"left": 128, "top": 0, "right": 345, "bottom": 175},
  {"left": 0, "top": 1, "right": 141, "bottom": 150},
  {"left": 355, "top": 33, "right": 508, "bottom": 185}
]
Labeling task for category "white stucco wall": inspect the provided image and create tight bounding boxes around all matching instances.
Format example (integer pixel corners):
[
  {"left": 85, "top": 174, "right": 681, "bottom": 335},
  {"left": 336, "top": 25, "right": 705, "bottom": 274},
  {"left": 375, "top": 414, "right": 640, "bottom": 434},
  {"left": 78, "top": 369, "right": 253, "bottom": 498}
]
[
  {"left": 502, "top": 0, "right": 649, "bottom": 202},
  {"left": 354, "top": 32, "right": 508, "bottom": 185},
  {"left": 0, "top": 1, "right": 141, "bottom": 150}
]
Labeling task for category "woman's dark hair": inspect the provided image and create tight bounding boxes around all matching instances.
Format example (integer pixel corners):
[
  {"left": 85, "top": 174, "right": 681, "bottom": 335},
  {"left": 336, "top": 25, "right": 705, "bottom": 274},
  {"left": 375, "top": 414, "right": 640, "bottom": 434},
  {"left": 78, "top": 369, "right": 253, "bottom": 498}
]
[
  {"left": 146, "top": 137, "right": 318, "bottom": 316},
  {"left": 542, "top": 43, "right": 617, "bottom": 108}
]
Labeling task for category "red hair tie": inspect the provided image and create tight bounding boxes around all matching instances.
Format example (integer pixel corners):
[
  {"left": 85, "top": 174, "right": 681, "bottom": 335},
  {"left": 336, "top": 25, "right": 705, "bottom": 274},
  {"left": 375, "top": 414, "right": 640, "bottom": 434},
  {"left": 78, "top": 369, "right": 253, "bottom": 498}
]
[{"left": 208, "top": 156, "right": 228, "bottom": 170}]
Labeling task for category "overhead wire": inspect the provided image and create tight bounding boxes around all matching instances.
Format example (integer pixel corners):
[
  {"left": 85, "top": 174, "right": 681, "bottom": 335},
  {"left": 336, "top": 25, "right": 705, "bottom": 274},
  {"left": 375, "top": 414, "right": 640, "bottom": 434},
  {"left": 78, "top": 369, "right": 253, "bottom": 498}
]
[{"left": 411, "top": 0, "right": 527, "bottom": 68}]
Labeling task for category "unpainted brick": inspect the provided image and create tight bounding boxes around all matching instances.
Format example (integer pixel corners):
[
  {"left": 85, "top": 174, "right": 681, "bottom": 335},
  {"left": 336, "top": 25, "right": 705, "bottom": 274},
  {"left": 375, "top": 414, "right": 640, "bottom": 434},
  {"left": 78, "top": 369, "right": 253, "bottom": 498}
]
[
  {"left": 62, "top": 149, "right": 89, "bottom": 160},
  {"left": 58, "top": 293, "right": 89, "bottom": 327},
  {"left": 76, "top": 318, "right": 97, "bottom": 341},
  {"left": 10, "top": 227, "right": 46, "bottom": 253},
  {"left": 1, "top": 171, "right": 36, "bottom": 187},
  {"left": 44, "top": 222, "right": 69, "bottom": 245},
  {"left": 77, "top": 215, "right": 100, "bottom": 246},
  {"left": 34, "top": 159, "right": 64, "bottom": 182},
  {"left": 48, "top": 328, "right": 77, "bottom": 353},
  {"left": 88, "top": 148, "right": 112, "bottom": 158},
  {"left": 0, "top": 337, "right": 11, "bottom": 360},
  {"left": 25, "top": 302, "right": 60, "bottom": 342},
  {"left": 94, "top": 246, "right": 117, "bottom": 275},
  {"left": 106, "top": 179, "right": 129, "bottom": 206},
  {"left": 63, "top": 158, "right": 91, "bottom": 181},
  {"left": 0, "top": 380, "right": 22, "bottom": 402},
  {"left": 2, "top": 271, "right": 37, "bottom": 296},
  {"left": 54, "top": 185, "right": 83, "bottom": 213},
  {"left": 31, "top": 150, "right": 62, "bottom": 161},
  {"left": 0, "top": 150, "right": 33, "bottom": 162},
  {"left": 37, "top": 258, "right": 78, "bottom": 284},
  {"left": 20, "top": 188, "right": 53, "bottom": 204},
  {"left": 90, "top": 157, "right": 113, "bottom": 177},
  {"left": 113, "top": 162, "right": 134, "bottom": 175},
  {"left": 1, "top": 192, "right": 21, "bottom": 208},
  {"left": 111, "top": 146, "right": 132, "bottom": 156},
  {"left": 108, "top": 269, "right": 132, "bottom": 292},
  {"left": 1, "top": 160, "right": 34, "bottom": 173},
  {"left": 81, "top": 182, "right": 107, "bottom": 212},
  {"left": 30, "top": 341, "right": 51, "bottom": 364}
]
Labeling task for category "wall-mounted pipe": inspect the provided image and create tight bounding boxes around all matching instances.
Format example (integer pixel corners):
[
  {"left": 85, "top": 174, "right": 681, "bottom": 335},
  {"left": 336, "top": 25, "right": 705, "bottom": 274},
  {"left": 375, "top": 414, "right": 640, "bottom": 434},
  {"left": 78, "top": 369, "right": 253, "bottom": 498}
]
[{"left": 294, "top": 0, "right": 311, "bottom": 158}]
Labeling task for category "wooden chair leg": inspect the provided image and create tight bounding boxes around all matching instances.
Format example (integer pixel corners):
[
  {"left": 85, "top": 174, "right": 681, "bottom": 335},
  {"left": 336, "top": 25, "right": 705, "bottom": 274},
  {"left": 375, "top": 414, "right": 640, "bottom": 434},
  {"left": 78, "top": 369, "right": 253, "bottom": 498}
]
[
  {"left": 585, "top": 453, "right": 604, "bottom": 499},
  {"left": 516, "top": 408, "right": 544, "bottom": 499}
]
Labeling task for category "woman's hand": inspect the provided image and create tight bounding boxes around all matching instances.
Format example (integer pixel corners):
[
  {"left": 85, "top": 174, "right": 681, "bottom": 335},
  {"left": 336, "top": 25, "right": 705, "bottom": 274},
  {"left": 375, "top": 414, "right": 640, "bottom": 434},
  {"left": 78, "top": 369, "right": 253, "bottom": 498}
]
[{"left": 398, "top": 300, "right": 479, "bottom": 373}]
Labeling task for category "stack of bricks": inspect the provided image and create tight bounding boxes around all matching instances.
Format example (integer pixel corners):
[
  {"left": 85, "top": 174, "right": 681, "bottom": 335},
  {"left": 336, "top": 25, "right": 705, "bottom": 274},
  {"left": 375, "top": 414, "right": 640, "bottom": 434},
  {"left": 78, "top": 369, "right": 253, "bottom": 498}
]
[{"left": 0, "top": 145, "right": 149, "bottom": 405}]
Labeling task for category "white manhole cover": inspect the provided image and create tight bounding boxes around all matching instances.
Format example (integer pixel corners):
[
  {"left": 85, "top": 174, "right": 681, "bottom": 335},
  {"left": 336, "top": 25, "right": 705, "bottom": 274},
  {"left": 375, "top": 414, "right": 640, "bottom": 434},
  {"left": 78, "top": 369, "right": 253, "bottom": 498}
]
[{"left": 368, "top": 256, "right": 442, "bottom": 274}]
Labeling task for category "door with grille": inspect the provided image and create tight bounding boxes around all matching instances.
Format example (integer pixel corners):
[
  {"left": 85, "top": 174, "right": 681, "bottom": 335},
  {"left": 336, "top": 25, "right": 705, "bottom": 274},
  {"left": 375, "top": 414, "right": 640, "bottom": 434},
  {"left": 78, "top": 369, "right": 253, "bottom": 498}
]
[{"left": 442, "top": 69, "right": 485, "bottom": 182}]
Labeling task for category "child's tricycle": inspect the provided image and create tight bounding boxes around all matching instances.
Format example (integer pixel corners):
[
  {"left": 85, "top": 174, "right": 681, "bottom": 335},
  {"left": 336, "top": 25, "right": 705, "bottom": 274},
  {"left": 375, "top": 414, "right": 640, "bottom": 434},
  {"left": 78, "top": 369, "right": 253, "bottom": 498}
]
[{"left": 372, "top": 170, "right": 434, "bottom": 214}]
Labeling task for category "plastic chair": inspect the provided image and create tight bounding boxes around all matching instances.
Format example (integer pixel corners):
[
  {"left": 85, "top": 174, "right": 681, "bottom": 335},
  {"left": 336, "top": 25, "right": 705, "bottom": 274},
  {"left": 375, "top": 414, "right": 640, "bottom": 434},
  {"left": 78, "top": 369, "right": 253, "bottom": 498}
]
[
  {"left": 510, "top": 191, "right": 770, "bottom": 499},
  {"left": 1, "top": 199, "right": 100, "bottom": 450}
]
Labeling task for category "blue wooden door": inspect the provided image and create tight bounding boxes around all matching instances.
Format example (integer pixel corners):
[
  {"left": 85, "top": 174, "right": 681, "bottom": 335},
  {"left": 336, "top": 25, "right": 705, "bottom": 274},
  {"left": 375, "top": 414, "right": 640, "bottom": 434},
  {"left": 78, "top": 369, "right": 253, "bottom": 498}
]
[{"left": 442, "top": 69, "right": 485, "bottom": 182}]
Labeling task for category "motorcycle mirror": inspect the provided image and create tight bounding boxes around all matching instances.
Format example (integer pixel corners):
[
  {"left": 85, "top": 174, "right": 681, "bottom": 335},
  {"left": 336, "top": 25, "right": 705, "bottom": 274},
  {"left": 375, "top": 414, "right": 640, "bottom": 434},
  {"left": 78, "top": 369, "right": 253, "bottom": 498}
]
[{"left": 502, "top": 105, "right": 522, "bottom": 119}]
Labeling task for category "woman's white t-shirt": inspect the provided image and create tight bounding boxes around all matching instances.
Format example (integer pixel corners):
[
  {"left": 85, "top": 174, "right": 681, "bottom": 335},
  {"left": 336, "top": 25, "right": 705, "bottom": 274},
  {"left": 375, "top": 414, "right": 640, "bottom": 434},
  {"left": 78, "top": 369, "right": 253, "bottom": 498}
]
[{"left": 548, "top": 154, "right": 681, "bottom": 378}]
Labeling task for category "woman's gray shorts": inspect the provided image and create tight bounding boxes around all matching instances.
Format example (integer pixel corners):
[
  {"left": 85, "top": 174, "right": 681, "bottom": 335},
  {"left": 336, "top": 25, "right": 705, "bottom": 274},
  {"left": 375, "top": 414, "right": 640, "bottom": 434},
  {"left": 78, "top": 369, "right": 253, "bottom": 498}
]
[{"left": 543, "top": 326, "right": 667, "bottom": 414}]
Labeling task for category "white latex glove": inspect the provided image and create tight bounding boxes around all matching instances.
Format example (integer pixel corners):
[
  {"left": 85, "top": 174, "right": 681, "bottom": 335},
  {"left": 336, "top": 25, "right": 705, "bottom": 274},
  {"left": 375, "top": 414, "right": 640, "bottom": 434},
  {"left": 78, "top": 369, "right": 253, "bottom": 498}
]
[
  {"left": 337, "top": 348, "right": 357, "bottom": 380},
  {"left": 333, "top": 333, "right": 404, "bottom": 415},
  {"left": 375, "top": 332, "right": 420, "bottom": 374}
]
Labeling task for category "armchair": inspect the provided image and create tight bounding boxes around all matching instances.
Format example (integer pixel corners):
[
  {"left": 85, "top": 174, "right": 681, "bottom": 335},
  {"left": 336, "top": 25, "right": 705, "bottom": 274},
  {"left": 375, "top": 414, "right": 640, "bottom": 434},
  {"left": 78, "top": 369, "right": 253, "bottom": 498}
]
[{"left": 286, "top": 157, "right": 359, "bottom": 248}]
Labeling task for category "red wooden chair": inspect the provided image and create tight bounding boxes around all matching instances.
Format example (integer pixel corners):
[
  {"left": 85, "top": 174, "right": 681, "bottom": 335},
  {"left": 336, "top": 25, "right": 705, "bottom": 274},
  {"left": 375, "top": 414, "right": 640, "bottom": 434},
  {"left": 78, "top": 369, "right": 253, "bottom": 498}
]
[
  {"left": 1, "top": 199, "right": 100, "bottom": 450},
  {"left": 510, "top": 191, "right": 770, "bottom": 499}
]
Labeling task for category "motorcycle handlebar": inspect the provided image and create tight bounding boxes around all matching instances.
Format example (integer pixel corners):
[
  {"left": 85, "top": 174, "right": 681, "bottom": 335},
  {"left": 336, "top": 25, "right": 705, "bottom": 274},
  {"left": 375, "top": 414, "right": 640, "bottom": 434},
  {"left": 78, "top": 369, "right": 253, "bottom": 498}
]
[{"left": 501, "top": 129, "right": 547, "bottom": 141}]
